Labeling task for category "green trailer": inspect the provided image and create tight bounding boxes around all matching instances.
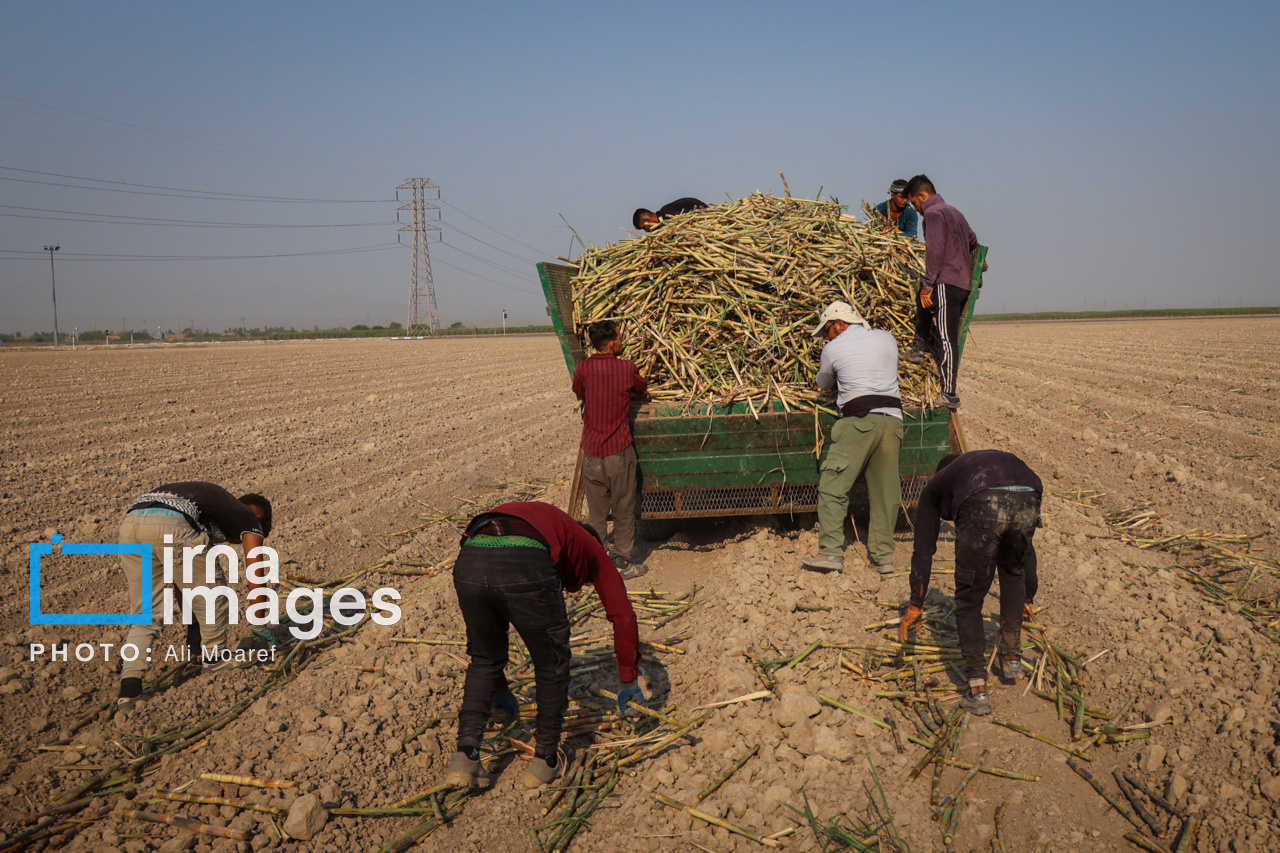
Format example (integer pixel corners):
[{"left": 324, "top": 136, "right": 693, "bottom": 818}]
[{"left": 538, "top": 248, "right": 985, "bottom": 520}]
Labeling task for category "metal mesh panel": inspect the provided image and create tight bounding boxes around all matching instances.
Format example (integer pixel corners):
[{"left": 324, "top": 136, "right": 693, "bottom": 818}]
[
  {"left": 541, "top": 263, "right": 585, "bottom": 366},
  {"left": 640, "top": 476, "right": 929, "bottom": 520}
]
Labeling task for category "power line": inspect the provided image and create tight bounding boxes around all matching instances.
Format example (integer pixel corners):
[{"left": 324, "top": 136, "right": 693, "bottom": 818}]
[
  {"left": 0, "top": 243, "right": 402, "bottom": 262},
  {"left": 0, "top": 165, "right": 393, "bottom": 203},
  {"left": 435, "top": 239, "right": 535, "bottom": 280},
  {"left": 0, "top": 206, "right": 396, "bottom": 229},
  {"left": 430, "top": 255, "right": 541, "bottom": 296},
  {"left": 438, "top": 198, "right": 548, "bottom": 255},
  {"left": 438, "top": 218, "right": 541, "bottom": 265}
]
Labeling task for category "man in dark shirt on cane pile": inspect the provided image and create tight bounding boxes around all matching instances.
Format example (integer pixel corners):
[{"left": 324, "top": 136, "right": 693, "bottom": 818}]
[
  {"left": 872, "top": 179, "right": 919, "bottom": 238},
  {"left": 632, "top": 197, "right": 708, "bottom": 232},
  {"left": 572, "top": 320, "right": 649, "bottom": 578},
  {"left": 443, "top": 501, "right": 643, "bottom": 790},
  {"left": 903, "top": 175, "right": 979, "bottom": 410},
  {"left": 899, "top": 451, "right": 1042, "bottom": 715},
  {"left": 115, "top": 482, "right": 272, "bottom": 721}
]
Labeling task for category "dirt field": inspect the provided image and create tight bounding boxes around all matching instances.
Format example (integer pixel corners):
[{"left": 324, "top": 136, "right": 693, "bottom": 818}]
[{"left": 0, "top": 319, "right": 1277, "bottom": 853}]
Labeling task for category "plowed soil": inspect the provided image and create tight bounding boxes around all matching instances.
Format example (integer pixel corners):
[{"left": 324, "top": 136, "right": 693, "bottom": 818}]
[{"left": 0, "top": 320, "right": 1277, "bottom": 853}]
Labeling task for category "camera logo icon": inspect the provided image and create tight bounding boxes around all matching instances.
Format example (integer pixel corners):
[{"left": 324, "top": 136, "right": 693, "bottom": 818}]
[{"left": 29, "top": 534, "right": 152, "bottom": 625}]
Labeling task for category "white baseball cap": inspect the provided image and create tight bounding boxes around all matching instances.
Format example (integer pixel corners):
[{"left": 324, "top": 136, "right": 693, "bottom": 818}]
[{"left": 811, "top": 301, "right": 871, "bottom": 337}]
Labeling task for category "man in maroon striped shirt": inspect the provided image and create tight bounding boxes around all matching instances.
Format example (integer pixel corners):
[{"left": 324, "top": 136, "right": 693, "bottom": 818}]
[{"left": 571, "top": 320, "right": 649, "bottom": 579}]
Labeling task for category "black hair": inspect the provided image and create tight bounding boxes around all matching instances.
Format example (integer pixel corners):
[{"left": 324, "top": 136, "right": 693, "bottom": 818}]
[
  {"left": 632, "top": 208, "right": 654, "bottom": 230},
  {"left": 578, "top": 521, "right": 604, "bottom": 546},
  {"left": 905, "top": 175, "right": 936, "bottom": 197},
  {"left": 587, "top": 320, "right": 620, "bottom": 351},
  {"left": 239, "top": 493, "right": 273, "bottom": 537},
  {"left": 934, "top": 453, "right": 962, "bottom": 474}
]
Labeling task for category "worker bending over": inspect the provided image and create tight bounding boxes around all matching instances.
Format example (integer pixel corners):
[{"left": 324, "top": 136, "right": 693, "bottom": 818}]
[
  {"left": 801, "top": 301, "right": 903, "bottom": 575},
  {"left": 115, "top": 482, "right": 272, "bottom": 721},
  {"left": 444, "top": 501, "right": 642, "bottom": 790},
  {"left": 900, "top": 450, "right": 1042, "bottom": 715},
  {"left": 632, "top": 197, "right": 707, "bottom": 232},
  {"left": 572, "top": 320, "right": 648, "bottom": 578}
]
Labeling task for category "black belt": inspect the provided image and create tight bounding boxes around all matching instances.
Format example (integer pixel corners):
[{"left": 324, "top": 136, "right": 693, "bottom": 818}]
[{"left": 840, "top": 395, "right": 902, "bottom": 418}]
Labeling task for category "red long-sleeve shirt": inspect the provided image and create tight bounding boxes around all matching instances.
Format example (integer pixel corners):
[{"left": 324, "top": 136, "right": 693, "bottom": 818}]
[
  {"left": 571, "top": 352, "right": 647, "bottom": 458},
  {"left": 486, "top": 501, "right": 640, "bottom": 682}
]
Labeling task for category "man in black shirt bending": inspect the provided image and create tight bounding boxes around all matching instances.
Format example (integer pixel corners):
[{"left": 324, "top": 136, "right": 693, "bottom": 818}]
[
  {"left": 115, "top": 482, "right": 272, "bottom": 721},
  {"left": 899, "top": 451, "right": 1041, "bottom": 715},
  {"left": 632, "top": 197, "right": 708, "bottom": 232}
]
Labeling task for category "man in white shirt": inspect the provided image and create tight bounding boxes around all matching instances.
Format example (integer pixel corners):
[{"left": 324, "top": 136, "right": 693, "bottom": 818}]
[{"left": 801, "top": 302, "right": 904, "bottom": 574}]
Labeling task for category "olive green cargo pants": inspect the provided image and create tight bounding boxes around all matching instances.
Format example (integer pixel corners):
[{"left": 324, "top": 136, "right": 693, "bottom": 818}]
[{"left": 816, "top": 413, "right": 903, "bottom": 565}]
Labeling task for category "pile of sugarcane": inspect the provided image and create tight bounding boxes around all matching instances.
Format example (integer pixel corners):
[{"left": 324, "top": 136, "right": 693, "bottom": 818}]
[{"left": 571, "top": 193, "right": 941, "bottom": 411}]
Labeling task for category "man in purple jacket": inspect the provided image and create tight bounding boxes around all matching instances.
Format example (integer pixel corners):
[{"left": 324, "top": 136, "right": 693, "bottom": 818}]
[{"left": 903, "top": 175, "right": 979, "bottom": 410}]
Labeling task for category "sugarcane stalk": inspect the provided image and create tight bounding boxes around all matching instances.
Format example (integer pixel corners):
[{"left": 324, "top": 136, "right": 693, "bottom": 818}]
[
  {"left": 1121, "top": 772, "right": 1186, "bottom": 818},
  {"left": 992, "top": 801, "right": 1008, "bottom": 853},
  {"left": 197, "top": 772, "right": 294, "bottom": 789},
  {"left": 934, "top": 749, "right": 987, "bottom": 820},
  {"left": 157, "top": 791, "right": 284, "bottom": 815},
  {"left": 552, "top": 769, "right": 618, "bottom": 853},
  {"left": 698, "top": 745, "right": 759, "bottom": 801},
  {"left": 122, "top": 809, "right": 249, "bottom": 841},
  {"left": 884, "top": 715, "right": 905, "bottom": 753},
  {"left": 538, "top": 759, "right": 576, "bottom": 816},
  {"left": 1123, "top": 831, "right": 1174, "bottom": 853},
  {"left": 376, "top": 807, "right": 460, "bottom": 853},
  {"left": 1065, "top": 759, "right": 1148, "bottom": 834},
  {"left": 1113, "top": 770, "right": 1164, "bottom": 838},
  {"left": 942, "top": 789, "right": 964, "bottom": 849},
  {"left": 939, "top": 758, "right": 1039, "bottom": 782},
  {"left": 1170, "top": 813, "right": 1199, "bottom": 853},
  {"left": 992, "top": 717, "right": 1092, "bottom": 760},
  {"left": 655, "top": 794, "right": 780, "bottom": 848},
  {"left": 391, "top": 782, "right": 449, "bottom": 809},
  {"left": 907, "top": 712, "right": 964, "bottom": 782}
]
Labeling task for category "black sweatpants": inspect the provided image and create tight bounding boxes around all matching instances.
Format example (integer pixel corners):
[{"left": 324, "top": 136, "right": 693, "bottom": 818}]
[
  {"left": 913, "top": 283, "right": 969, "bottom": 396},
  {"left": 452, "top": 545, "right": 571, "bottom": 756},
  {"left": 953, "top": 489, "right": 1040, "bottom": 682}
]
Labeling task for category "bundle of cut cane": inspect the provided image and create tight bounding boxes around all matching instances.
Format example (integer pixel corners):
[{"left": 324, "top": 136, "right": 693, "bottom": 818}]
[{"left": 571, "top": 193, "right": 941, "bottom": 410}]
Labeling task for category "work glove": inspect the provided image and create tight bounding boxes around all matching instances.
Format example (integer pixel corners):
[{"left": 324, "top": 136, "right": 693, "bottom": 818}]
[
  {"left": 490, "top": 688, "right": 519, "bottom": 722},
  {"left": 1023, "top": 602, "right": 1036, "bottom": 622},
  {"left": 919, "top": 286, "right": 934, "bottom": 309},
  {"left": 617, "top": 681, "right": 646, "bottom": 717},
  {"left": 898, "top": 605, "right": 925, "bottom": 643}
]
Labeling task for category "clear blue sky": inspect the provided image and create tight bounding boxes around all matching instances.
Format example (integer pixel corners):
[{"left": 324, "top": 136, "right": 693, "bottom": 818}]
[{"left": 1, "top": 1, "right": 1276, "bottom": 333}]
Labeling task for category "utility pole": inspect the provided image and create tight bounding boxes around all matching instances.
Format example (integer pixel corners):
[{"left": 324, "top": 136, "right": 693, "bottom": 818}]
[
  {"left": 397, "top": 179, "right": 441, "bottom": 337},
  {"left": 43, "top": 244, "right": 60, "bottom": 347},
  {"left": 502, "top": 310, "right": 508, "bottom": 336}
]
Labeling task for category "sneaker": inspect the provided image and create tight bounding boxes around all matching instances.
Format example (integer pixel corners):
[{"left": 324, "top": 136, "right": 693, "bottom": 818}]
[
  {"left": 1000, "top": 655, "right": 1022, "bottom": 684},
  {"left": 871, "top": 561, "right": 895, "bottom": 575},
  {"left": 939, "top": 393, "right": 961, "bottom": 410},
  {"left": 444, "top": 750, "right": 491, "bottom": 789},
  {"left": 619, "top": 561, "right": 649, "bottom": 580},
  {"left": 202, "top": 657, "right": 237, "bottom": 674},
  {"left": 801, "top": 553, "right": 844, "bottom": 573},
  {"left": 959, "top": 689, "right": 992, "bottom": 716},
  {"left": 520, "top": 756, "right": 561, "bottom": 790},
  {"left": 904, "top": 348, "right": 929, "bottom": 365}
]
